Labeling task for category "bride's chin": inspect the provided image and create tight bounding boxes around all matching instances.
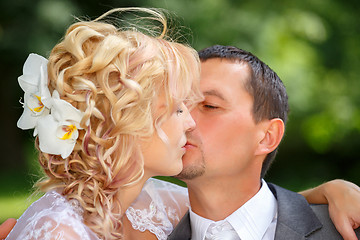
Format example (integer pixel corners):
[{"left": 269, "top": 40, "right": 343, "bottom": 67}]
[
  {"left": 167, "top": 157, "right": 184, "bottom": 176},
  {"left": 161, "top": 160, "right": 184, "bottom": 177},
  {"left": 144, "top": 155, "right": 184, "bottom": 177}
]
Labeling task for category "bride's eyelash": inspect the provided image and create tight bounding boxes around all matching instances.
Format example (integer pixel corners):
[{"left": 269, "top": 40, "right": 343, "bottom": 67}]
[{"left": 176, "top": 107, "right": 184, "bottom": 114}]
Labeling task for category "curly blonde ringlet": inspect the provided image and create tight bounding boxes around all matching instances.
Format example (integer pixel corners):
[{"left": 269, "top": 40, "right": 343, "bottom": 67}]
[{"left": 35, "top": 7, "right": 202, "bottom": 240}]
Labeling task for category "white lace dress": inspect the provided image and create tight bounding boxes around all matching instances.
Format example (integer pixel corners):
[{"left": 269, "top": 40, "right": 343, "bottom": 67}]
[
  {"left": 126, "top": 178, "right": 190, "bottom": 239},
  {"left": 6, "top": 178, "right": 189, "bottom": 240}
]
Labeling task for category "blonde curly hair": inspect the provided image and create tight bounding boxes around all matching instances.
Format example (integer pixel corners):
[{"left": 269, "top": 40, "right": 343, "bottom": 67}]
[{"left": 35, "top": 8, "right": 202, "bottom": 239}]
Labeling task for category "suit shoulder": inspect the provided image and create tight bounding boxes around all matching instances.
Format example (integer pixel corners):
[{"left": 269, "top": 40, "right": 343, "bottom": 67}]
[
  {"left": 310, "top": 204, "right": 360, "bottom": 239},
  {"left": 310, "top": 204, "right": 338, "bottom": 232},
  {"left": 268, "top": 183, "right": 360, "bottom": 239}
]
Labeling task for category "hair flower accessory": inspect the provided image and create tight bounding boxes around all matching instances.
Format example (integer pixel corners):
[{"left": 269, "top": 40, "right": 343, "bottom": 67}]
[
  {"left": 17, "top": 54, "right": 51, "bottom": 133},
  {"left": 36, "top": 90, "right": 85, "bottom": 158},
  {"left": 17, "top": 54, "right": 85, "bottom": 159}
]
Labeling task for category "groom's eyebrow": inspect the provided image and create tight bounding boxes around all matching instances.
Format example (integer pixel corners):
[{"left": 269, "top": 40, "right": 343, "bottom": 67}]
[{"left": 203, "top": 90, "right": 226, "bottom": 101}]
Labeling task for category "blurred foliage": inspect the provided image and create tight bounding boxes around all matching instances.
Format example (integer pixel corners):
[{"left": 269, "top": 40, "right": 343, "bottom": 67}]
[{"left": 1, "top": 0, "right": 360, "bottom": 219}]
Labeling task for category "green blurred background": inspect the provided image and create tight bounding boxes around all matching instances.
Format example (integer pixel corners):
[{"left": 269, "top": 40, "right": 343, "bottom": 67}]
[{"left": 1, "top": 0, "right": 360, "bottom": 223}]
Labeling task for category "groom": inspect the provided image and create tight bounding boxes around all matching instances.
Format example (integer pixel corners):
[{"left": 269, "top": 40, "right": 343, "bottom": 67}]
[{"left": 168, "top": 45, "right": 360, "bottom": 239}]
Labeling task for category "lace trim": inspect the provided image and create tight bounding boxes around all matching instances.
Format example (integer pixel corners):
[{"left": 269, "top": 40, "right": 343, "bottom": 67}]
[
  {"left": 126, "top": 202, "right": 176, "bottom": 240},
  {"left": 125, "top": 178, "right": 189, "bottom": 240}
]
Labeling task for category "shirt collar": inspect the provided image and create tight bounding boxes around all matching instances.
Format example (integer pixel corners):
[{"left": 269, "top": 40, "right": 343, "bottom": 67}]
[
  {"left": 189, "top": 208, "right": 214, "bottom": 240},
  {"left": 227, "top": 179, "right": 277, "bottom": 240},
  {"left": 189, "top": 179, "right": 277, "bottom": 240}
]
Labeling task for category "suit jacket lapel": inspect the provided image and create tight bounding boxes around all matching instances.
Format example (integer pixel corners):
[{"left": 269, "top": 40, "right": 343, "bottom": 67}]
[
  {"left": 268, "top": 183, "right": 323, "bottom": 240},
  {"left": 167, "top": 211, "right": 191, "bottom": 240}
]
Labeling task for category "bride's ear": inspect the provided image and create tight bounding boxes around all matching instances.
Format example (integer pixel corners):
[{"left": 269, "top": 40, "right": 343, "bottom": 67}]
[{"left": 255, "top": 118, "right": 285, "bottom": 156}]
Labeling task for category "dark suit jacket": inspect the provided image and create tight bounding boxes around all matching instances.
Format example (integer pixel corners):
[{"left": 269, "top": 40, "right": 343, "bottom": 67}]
[{"left": 168, "top": 183, "right": 360, "bottom": 239}]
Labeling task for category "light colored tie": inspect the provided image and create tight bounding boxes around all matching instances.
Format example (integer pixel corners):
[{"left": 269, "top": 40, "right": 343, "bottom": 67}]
[{"left": 204, "top": 221, "right": 240, "bottom": 240}]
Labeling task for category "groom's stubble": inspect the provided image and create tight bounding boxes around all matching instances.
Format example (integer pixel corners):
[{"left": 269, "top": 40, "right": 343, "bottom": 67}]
[{"left": 174, "top": 131, "right": 206, "bottom": 180}]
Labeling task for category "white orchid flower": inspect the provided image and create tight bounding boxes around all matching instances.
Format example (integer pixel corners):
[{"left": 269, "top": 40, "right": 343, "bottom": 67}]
[
  {"left": 17, "top": 54, "right": 51, "bottom": 135},
  {"left": 36, "top": 90, "right": 85, "bottom": 159},
  {"left": 16, "top": 53, "right": 86, "bottom": 159}
]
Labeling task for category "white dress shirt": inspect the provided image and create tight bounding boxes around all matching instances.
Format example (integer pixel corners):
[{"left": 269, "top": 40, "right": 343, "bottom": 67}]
[{"left": 190, "top": 179, "right": 278, "bottom": 240}]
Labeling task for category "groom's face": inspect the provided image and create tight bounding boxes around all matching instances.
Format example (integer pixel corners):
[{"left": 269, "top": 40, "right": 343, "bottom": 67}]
[{"left": 177, "top": 58, "right": 262, "bottom": 181}]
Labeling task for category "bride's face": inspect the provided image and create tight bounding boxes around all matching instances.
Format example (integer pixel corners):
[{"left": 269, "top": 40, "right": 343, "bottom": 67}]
[{"left": 141, "top": 98, "right": 196, "bottom": 177}]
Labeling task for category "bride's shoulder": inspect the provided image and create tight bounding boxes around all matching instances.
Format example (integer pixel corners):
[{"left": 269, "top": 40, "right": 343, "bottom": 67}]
[
  {"left": 144, "top": 177, "right": 188, "bottom": 197},
  {"left": 125, "top": 178, "right": 190, "bottom": 240},
  {"left": 138, "top": 178, "right": 189, "bottom": 213},
  {"left": 6, "top": 191, "right": 99, "bottom": 240}
]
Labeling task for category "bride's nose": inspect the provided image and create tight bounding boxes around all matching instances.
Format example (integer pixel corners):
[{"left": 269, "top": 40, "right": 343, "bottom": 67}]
[{"left": 184, "top": 108, "right": 196, "bottom": 131}]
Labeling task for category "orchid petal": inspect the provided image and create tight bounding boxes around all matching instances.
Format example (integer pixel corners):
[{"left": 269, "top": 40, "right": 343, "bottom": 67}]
[
  {"left": 18, "top": 54, "right": 48, "bottom": 94},
  {"left": 39, "top": 66, "right": 52, "bottom": 108},
  {"left": 17, "top": 92, "right": 50, "bottom": 130},
  {"left": 51, "top": 90, "right": 84, "bottom": 129},
  {"left": 37, "top": 115, "right": 77, "bottom": 159},
  {"left": 18, "top": 75, "right": 39, "bottom": 94},
  {"left": 17, "top": 107, "right": 41, "bottom": 130},
  {"left": 22, "top": 54, "right": 47, "bottom": 76}
]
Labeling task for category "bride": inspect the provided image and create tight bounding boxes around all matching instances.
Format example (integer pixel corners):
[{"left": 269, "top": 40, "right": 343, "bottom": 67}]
[
  {"left": 7, "top": 7, "right": 202, "bottom": 240},
  {"left": 4, "top": 7, "right": 360, "bottom": 240}
]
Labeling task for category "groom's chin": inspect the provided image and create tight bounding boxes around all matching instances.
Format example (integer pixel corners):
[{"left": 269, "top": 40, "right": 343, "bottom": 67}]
[{"left": 174, "top": 164, "right": 205, "bottom": 180}]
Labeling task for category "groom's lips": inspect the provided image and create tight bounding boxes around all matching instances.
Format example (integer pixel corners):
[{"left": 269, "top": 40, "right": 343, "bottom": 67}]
[{"left": 184, "top": 141, "right": 196, "bottom": 150}]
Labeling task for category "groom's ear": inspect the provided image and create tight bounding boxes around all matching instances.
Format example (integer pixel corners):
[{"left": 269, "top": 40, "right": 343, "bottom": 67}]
[{"left": 255, "top": 118, "right": 284, "bottom": 156}]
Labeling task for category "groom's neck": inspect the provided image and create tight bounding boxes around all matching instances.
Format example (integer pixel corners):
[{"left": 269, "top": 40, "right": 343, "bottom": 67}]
[{"left": 185, "top": 174, "right": 261, "bottom": 221}]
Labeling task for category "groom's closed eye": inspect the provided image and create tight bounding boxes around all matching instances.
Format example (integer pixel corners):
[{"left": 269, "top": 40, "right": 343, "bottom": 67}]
[{"left": 201, "top": 103, "right": 219, "bottom": 110}]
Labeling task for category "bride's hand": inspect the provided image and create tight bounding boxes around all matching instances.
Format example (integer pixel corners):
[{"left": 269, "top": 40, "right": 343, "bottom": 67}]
[
  {"left": 325, "top": 180, "right": 360, "bottom": 240},
  {"left": 0, "top": 218, "right": 16, "bottom": 239},
  {"left": 300, "top": 179, "right": 360, "bottom": 240}
]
